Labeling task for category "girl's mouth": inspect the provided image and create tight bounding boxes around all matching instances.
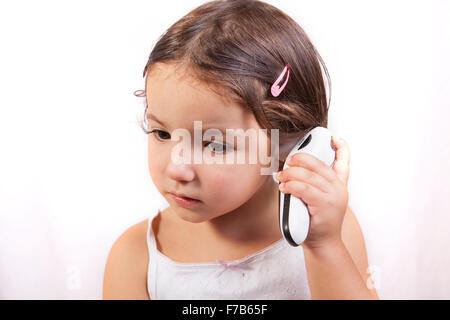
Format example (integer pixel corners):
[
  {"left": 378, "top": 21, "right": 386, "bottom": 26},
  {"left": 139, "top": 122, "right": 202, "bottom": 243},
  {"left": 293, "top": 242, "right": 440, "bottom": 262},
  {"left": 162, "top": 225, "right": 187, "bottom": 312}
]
[{"left": 169, "top": 192, "right": 201, "bottom": 207}]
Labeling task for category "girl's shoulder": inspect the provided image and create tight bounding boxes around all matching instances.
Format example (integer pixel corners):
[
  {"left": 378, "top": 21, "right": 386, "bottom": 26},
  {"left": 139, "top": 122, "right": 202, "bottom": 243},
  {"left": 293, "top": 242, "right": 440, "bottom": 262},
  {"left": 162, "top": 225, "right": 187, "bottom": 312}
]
[{"left": 103, "top": 218, "right": 150, "bottom": 299}]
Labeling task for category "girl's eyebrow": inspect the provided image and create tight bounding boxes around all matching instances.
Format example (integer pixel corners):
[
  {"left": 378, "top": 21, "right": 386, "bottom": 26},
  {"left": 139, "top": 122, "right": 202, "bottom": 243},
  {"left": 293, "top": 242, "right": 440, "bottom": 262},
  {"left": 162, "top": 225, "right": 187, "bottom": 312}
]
[
  {"left": 148, "top": 113, "right": 242, "bottom": 135},
  {"left": 147, "top": 113, "right": 167, "bottom": 127}
]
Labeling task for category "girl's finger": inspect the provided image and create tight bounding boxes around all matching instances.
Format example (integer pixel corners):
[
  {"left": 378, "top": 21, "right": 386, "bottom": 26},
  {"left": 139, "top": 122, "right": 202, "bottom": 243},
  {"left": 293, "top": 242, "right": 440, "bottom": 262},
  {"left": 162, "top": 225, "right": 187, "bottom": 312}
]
[
  {"left": 279, "top": 180, "right": 326, "bottom": 210},
  {"left": 278, "top": 166, "right": 332, "bottom": 194},
  {"left": 285, "top": 152, "right": 336, "bottom": 184}
]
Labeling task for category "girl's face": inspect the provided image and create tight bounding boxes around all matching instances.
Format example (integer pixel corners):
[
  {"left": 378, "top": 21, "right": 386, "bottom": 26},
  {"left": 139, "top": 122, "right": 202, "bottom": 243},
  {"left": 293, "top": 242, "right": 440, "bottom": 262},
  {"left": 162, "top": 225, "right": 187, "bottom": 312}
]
[{"left": 145, "top": 63, "right": 276, "bottom": 224}]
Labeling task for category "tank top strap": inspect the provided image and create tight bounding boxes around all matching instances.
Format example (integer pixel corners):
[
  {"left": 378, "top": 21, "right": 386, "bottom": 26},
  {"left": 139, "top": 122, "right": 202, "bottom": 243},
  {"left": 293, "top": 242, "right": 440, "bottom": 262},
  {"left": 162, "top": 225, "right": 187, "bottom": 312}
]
[{"left": 146, "top": 209, "right": 160, "bottom": 298}]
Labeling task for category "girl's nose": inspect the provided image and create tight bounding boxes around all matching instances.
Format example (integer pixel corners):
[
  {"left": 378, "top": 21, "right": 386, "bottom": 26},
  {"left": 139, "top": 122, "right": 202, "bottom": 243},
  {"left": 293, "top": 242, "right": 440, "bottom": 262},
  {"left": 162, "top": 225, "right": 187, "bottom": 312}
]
[{"left": 166, "top": 161, "right": 195, "bottom": 182}]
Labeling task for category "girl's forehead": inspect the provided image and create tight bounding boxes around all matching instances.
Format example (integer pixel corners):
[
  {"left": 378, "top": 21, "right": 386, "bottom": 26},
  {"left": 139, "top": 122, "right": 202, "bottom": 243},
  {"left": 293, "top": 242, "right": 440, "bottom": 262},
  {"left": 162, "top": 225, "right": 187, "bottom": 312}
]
[
  {"left": 146, "top": 64, "right": 226, "bottom": 108},
  {"left": 145, "top": 64, "right": 258, "bottom": 129}
]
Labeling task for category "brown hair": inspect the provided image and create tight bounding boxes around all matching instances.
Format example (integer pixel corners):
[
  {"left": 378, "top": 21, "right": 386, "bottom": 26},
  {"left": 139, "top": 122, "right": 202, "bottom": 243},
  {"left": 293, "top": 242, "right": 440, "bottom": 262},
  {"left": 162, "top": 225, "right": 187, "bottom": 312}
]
[{"left": 135, "top": 0, "right": 331, "bottom": 140}]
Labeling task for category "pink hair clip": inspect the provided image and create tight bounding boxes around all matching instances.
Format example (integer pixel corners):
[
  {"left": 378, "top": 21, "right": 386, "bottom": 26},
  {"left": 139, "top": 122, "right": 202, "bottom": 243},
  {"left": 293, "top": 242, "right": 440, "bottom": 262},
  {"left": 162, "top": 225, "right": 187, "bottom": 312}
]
[{"left": 271, "top": 64, "right": 290, "bottom": 97}]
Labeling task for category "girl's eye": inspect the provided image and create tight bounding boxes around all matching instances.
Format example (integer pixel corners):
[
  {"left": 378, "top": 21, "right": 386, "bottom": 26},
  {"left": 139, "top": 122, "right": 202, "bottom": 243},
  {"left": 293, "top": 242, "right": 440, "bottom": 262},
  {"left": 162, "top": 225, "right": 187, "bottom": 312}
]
[
  {"left": 149, "top": 129, "right": 171, "bottom": 140},
  {"left": 205, "top": 141, "right": 232, "bottom": 153}
]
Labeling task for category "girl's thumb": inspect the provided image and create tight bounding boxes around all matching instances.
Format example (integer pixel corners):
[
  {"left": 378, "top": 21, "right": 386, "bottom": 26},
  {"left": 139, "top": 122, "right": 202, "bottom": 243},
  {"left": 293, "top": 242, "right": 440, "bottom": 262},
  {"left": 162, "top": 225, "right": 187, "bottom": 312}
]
[{"left": 332, "top": 136, "right": 351, "bottom": 186}]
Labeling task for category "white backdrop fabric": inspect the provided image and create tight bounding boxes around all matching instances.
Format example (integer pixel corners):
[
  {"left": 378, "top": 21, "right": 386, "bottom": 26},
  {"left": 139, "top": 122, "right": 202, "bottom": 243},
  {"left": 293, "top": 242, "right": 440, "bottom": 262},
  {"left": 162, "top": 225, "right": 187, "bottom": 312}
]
[{"left": 0, "top": 0, "right": 449, "bottom": 299}]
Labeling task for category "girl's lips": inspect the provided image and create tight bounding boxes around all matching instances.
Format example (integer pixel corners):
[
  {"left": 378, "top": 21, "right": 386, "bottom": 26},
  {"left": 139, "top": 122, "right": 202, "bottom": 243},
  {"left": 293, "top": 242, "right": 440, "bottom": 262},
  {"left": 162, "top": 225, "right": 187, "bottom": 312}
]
[
  {"left": 169, "top": 192, "right": 201, "bottom": 207},
  {"left": 171, "top": 192, "right": 199, "bottom": 200}
]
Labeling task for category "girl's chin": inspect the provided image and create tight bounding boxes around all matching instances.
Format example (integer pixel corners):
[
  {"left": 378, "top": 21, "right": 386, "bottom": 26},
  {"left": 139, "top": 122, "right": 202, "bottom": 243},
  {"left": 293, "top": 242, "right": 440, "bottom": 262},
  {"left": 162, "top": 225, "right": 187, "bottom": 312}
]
[{"left": 172, "top": 208, "right": 209, "bottom": 224}]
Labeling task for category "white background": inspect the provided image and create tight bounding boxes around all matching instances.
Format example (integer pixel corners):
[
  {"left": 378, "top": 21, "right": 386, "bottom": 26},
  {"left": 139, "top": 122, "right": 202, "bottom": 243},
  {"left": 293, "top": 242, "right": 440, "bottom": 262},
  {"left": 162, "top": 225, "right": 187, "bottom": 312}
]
[{"left": 0, "top": 0, "right": 449, "bottom": 299}]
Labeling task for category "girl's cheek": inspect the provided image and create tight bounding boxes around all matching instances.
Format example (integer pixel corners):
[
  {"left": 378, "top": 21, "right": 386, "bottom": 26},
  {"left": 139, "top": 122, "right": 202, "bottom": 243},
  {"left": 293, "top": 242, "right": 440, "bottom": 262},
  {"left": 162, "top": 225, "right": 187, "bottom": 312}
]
[
  {"left": 202, "top": 165, "right": 260, "bottom": 198},
  {"left": 148, "top": 162, "right": 163, "bottom": 191},
  {"left": 148, "top": 152, "right": 167, "bottom": 188}
]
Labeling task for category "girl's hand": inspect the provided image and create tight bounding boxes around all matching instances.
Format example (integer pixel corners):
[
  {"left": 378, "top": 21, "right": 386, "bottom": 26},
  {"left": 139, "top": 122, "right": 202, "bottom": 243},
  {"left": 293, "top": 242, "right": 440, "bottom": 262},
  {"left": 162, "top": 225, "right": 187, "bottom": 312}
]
[{"left": 277, "top": 136, "right": 350, "bottom": 250}]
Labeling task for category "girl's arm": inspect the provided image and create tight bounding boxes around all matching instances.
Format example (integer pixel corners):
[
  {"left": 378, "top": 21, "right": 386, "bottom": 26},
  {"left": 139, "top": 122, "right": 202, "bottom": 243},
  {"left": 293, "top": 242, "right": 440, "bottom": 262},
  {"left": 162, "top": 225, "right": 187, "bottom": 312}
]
[
  {"left": 302, "top": 206, "right": 379, "bottom": 300},
  {"left": 277, "top": 136, "right": 379, "bottom": 300}
]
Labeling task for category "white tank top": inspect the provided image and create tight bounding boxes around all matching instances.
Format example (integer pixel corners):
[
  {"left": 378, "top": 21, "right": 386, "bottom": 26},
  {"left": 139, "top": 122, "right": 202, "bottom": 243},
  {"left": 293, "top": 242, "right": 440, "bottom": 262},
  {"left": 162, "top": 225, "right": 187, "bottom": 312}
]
[{"left": 146, "top": 209, "right": 311, "bottom": 299}]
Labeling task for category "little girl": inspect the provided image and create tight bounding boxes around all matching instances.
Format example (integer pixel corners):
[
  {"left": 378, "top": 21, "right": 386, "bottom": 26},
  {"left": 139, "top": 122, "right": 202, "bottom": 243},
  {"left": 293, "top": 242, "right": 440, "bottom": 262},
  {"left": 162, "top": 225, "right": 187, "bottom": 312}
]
[{"left": 103, "top": 0, "right": 379, "bottom": 300}]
